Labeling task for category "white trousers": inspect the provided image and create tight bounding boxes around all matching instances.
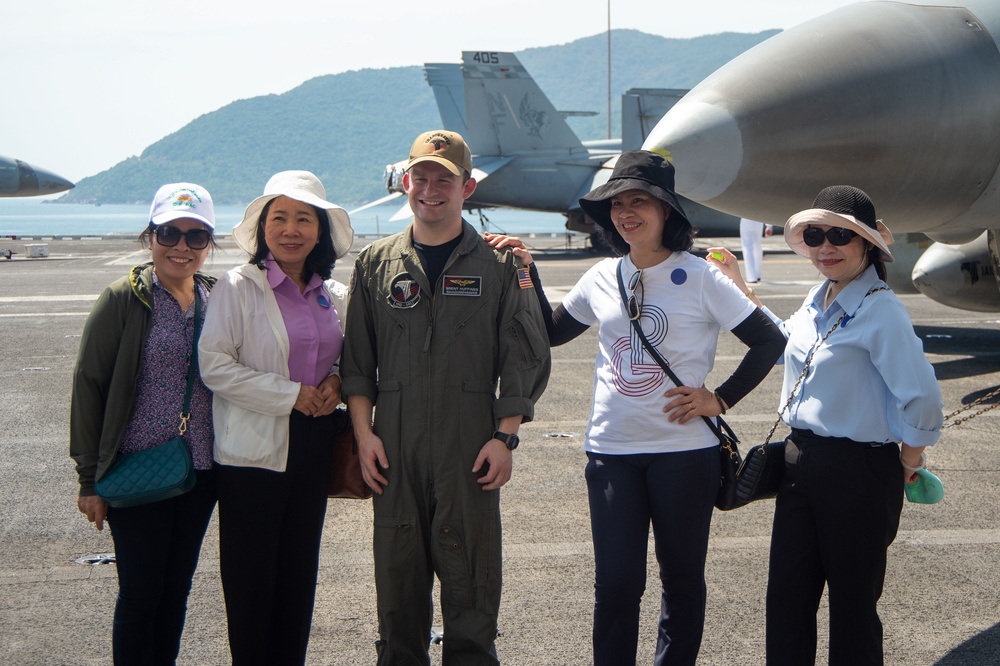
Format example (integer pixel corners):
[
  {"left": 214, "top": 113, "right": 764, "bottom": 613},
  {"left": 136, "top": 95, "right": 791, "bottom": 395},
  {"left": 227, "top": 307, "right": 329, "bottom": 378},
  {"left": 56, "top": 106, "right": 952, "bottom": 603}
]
[{"left": 740, "top": 218, "right": 765, "bottom": 282}]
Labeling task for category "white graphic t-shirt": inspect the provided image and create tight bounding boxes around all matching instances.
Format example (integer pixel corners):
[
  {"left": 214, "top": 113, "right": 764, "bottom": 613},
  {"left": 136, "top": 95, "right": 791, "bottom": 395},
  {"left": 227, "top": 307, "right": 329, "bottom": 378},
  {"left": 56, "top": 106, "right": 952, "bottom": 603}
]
[{"left": 562, "top": 252, "right": 755, "bottom": 454}]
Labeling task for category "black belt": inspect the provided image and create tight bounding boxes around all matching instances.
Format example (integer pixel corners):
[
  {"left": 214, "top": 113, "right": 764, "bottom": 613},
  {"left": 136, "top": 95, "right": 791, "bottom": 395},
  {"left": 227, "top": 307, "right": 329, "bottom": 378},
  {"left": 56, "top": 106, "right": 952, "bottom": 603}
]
[{"left": 790, "top": 428, "right": 892, "bottom": 448}]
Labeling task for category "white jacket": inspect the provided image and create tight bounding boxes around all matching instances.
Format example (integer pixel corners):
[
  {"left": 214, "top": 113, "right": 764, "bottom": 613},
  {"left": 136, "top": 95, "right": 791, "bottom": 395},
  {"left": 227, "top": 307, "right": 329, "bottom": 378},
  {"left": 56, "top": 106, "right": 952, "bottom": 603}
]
[{"left": 198, "top": 263, "right": 347, "bottom": 471}]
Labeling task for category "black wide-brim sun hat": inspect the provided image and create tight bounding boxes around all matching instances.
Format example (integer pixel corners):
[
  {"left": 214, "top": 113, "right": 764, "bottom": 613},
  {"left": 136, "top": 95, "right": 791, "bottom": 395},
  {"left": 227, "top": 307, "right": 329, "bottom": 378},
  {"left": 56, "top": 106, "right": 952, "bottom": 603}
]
[
  {"left": 579, "top": 150, "right": 691, "bottom": 231},
  {"left": 784, "top": 185, "right": 894, "bottom": 262}
]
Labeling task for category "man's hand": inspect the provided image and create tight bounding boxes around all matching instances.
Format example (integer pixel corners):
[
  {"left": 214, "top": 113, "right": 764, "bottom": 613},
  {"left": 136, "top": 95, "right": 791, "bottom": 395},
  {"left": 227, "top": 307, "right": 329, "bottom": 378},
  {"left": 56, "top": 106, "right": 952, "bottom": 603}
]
[
  {"left": 357, "top": 429, "right": 390, "bottom": 495},
  {"left": 473, "top": 438, "right": 513, "bottom": 490}
]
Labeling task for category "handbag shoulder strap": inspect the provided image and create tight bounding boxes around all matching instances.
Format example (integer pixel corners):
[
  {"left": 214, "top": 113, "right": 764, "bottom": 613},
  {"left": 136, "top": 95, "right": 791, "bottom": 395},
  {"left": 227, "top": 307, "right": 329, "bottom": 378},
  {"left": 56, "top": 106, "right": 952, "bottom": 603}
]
[
  {"left": 615, "top": 260, "right": 735, "bottom": 443},
  {"left": 177, "top": 288, "right": 203, "bottom": 436}
]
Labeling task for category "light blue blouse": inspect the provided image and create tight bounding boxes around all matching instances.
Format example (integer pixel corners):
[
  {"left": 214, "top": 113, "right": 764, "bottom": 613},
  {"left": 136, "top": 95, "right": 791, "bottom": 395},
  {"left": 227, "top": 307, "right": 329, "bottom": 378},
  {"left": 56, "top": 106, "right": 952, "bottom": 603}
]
[{"left": 763, "top": 265, "right": 942, "bottom": 447}]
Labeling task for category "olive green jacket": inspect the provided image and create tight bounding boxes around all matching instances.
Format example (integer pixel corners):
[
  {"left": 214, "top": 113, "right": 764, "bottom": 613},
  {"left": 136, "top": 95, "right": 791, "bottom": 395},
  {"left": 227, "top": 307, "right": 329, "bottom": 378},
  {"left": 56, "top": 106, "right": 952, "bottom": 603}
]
[{"left": 69, "top": 264, "right": 216, "bottom": 496}]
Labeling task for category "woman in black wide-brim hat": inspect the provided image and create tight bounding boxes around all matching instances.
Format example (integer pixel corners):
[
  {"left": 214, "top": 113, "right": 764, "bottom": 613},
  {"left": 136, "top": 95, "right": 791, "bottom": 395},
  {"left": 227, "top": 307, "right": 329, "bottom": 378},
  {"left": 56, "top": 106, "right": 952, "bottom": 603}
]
[
  {"left": 486, "top": 150, "right": 786, "bottom": 665},
  {"left": 709, "top": 185, "right": 942, "bottom": 665}
]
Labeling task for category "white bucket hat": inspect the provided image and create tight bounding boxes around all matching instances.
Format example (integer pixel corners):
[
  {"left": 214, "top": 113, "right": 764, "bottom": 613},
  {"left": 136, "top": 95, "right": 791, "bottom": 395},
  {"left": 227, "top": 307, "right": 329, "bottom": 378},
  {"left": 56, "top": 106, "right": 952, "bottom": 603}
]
[{"left": 232, "top": 171, "right": 354, "bottom": 259}]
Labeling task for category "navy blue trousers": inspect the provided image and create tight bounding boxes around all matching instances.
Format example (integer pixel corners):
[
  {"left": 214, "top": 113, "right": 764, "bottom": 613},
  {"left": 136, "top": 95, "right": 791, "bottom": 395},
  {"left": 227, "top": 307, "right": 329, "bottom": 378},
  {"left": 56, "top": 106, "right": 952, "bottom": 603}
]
[
  {"left": 586, "top": 446, "right": 719, "bottom": 666},
  {"left": 216, "top": 410, "right": 334, "bottom": 666},
  {"left": 106, "top": 468, "right": 218, "bottom": 666},
  {"left": 766, "top": 429, "right": 904, "bottom": 666}
]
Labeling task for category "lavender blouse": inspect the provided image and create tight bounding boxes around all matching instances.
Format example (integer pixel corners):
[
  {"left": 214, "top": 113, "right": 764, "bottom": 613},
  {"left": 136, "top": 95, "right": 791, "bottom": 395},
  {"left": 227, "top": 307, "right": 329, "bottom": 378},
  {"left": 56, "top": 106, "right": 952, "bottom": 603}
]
[
  {"left": 265, "top": 256, "right": 343, "bottom": 386},
  {"left": 118, "top": 276, "right": 214, "bottom": 469}
]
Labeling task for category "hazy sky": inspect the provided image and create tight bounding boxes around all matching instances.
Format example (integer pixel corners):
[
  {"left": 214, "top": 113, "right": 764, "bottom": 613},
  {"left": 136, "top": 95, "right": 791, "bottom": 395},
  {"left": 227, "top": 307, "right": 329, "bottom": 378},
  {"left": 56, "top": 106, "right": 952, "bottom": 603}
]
[{"left": 6, "top": 0, "right": 861, "bottom": 182}]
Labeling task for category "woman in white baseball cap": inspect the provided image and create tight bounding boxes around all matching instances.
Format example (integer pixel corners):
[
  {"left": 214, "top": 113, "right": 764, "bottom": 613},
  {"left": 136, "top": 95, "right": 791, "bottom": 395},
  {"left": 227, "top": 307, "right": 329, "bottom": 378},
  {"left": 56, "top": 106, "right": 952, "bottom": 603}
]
[
  {"left": 71, "top": 182, "right": 219, "bottom": 663},
  {"left": 199, "top": 170, "right": 353, "bottom": 663}
]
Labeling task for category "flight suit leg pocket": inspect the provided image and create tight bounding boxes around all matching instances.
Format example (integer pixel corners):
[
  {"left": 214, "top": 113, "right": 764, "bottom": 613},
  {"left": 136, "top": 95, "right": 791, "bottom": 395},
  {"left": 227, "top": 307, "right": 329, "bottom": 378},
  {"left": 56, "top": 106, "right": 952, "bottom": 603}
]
[
  {"left": 437, "top": 525, "right": 474, "bottom": 607},
  {"left": 372, "top": 514, "right": 421, "bottom": 610}
]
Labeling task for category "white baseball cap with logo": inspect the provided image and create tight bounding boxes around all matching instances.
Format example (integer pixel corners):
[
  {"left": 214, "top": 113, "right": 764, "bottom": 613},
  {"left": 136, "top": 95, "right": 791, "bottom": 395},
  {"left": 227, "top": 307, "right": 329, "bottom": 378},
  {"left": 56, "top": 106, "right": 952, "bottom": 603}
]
[{"left": 148, "top": 183, "right": 216, "bottom": 230}]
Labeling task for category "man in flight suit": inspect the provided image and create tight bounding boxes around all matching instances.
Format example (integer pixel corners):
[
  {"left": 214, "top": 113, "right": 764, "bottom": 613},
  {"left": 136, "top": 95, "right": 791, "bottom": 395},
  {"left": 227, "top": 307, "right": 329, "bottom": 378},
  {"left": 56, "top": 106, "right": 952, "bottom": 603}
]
[{"left": 342, "top": 130, "right": 551, "bottom": 665}]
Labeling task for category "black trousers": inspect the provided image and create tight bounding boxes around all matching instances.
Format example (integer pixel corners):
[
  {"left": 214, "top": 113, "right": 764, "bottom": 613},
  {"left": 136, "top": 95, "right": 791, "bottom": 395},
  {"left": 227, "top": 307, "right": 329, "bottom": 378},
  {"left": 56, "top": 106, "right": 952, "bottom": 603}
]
[
  {"left": 766, "top": 429, "right": 904, "bottom": 666},
  {"left": 586, "top": 447, "right": 719, "bottom": 666},
  {"left": 107, "top": 469, "right": 217, "bottom": 666},
  {"left": 216, "top": 410, "right": 334, "bottom": 666}
]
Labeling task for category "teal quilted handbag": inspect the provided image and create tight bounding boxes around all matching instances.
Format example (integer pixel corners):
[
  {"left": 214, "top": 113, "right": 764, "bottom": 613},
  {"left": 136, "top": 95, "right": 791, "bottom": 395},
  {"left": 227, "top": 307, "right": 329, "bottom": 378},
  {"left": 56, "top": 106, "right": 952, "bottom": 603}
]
[{"left": 96, "top": 436, "right": 195, "bottom": 508}]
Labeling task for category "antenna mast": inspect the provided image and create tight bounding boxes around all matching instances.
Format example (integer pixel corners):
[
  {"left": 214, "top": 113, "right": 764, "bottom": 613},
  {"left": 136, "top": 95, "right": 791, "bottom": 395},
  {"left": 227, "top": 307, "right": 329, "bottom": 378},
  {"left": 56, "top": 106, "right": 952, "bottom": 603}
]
[{"left": 607, "top": 0, "right": 612, "bottom": 139}]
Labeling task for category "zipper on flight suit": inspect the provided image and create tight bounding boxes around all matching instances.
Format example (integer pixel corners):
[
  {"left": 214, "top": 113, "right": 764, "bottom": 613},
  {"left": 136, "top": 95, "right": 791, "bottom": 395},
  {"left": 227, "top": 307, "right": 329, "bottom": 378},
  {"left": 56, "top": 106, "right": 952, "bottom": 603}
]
[
  {"left": 420, "top": 248, "right": 457, "bottom": 354},
  {"left": 423, "top": 317, "right": 433, "bottom": 353}
]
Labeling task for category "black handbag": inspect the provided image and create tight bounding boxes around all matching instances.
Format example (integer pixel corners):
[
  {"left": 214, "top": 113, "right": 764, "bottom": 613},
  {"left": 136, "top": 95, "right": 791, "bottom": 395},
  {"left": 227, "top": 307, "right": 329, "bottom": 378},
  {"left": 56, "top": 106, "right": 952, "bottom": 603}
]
[
  {"left": 96, "top": 291, "right": 202, "bottom": 508},
  {"left": 734, "top": 439, "right": 785, "bottom": 505},
  {"left": 615, "top": 262, "right": 743, "bottom": 510},
  {"left": 712, "top": 416, "right": 743, "bottom": 511}
]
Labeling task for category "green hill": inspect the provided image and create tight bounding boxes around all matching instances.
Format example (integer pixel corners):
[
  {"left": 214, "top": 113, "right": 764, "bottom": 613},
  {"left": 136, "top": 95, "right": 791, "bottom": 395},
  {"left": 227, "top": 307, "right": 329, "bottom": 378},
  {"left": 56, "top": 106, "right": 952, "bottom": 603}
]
[{"left": 60, "top": 29, "right": 778, "bottom": 206}]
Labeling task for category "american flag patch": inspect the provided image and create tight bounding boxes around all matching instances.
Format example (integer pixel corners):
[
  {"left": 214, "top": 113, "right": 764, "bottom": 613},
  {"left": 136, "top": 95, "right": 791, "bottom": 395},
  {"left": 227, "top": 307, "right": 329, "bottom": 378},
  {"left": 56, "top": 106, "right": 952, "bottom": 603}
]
[{"left": 517, "top": 267, "right": 533, "bottom": 289}]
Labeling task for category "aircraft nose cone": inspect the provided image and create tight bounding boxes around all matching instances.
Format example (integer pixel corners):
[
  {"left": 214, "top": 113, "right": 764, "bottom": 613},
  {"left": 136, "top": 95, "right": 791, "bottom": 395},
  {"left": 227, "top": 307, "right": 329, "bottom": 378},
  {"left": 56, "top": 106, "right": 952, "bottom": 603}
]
[
  {"left": 25, "top": 163, "right": 75, "bottom": 196},
  {"left": 644, "top": 101, "right": 742, "bottom": 202},
  {"left": 0, "top": 155, "right": 75, "bottom": 197},
  {"left": 642, "top": 1, "right": 1000, "bottom": 232}
]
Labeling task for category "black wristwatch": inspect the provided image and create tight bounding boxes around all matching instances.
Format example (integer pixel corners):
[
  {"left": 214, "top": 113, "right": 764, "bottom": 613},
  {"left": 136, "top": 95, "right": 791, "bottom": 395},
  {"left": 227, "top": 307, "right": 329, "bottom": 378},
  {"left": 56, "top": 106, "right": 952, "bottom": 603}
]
[{"left": 493, "top": 430, "right": 520, "bottom": 450}]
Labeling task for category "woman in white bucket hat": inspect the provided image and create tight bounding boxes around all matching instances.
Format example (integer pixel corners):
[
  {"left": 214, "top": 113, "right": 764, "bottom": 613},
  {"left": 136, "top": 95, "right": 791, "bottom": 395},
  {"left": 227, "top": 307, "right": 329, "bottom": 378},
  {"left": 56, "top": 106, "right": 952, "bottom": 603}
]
[{"left": 199, "top": 171, "right": 353, "bottom": 664}]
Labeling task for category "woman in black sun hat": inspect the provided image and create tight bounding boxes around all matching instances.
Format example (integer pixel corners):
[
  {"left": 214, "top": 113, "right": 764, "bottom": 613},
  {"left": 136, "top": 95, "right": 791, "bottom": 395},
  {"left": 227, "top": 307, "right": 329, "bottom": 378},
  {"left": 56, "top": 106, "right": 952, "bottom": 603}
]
[
  {"left": 709, "top": 185, "right": 943, "bottom": 665},
  {"left": 487, "top": 150, "right": 786, "bottom": 665}
]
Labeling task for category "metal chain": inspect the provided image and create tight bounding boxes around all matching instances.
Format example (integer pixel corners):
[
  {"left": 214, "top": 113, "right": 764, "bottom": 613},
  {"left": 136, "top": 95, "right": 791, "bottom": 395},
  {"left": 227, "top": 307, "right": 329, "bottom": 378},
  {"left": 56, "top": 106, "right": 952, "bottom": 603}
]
[
  {"left": 943, "top": 385, "right": 1000, "bottom": 428},
  {"left": 762, "top": 311, "right": 848, "bottom": 444}
]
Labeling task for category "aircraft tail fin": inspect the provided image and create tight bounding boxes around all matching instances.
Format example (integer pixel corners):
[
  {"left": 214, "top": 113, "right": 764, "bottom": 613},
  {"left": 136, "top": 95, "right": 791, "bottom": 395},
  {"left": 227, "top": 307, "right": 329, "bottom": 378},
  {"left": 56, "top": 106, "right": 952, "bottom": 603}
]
[
  {"left": 621, "top": 88, "right": 687, "bottom": 151},
  {"left": 424, "top": 63, "right": 469, "bottom": 137},
  {"left": 460, "top": 51, "right": 586, "bottom": 155}
]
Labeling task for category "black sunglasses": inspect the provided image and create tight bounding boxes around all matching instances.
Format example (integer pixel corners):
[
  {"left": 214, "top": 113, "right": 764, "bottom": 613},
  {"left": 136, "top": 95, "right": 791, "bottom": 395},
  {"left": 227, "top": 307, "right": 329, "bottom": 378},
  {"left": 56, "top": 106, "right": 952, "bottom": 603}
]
[
  {"left": 802, "top": 226, "right": 858, "bottom": 248},
  {"left": 626, "top": 269, "right": 643, "bottom": 321},
  {"left": 154, "top": 225, "right": 212, "bottom": 250}
]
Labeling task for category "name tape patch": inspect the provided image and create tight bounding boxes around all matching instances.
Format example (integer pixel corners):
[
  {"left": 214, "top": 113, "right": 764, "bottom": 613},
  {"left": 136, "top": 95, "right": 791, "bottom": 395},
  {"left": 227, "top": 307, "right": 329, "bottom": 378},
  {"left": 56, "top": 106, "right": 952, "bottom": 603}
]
[{"left": 441, "top": 275, "right": 482, "bottom": 297}]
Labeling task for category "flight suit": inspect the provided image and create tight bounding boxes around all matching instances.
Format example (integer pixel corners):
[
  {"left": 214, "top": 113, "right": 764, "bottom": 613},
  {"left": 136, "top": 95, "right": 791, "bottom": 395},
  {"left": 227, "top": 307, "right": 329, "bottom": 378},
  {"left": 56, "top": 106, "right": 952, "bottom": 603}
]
[{"left": 342, "top": 221, "right": 550, "bottom": 665}]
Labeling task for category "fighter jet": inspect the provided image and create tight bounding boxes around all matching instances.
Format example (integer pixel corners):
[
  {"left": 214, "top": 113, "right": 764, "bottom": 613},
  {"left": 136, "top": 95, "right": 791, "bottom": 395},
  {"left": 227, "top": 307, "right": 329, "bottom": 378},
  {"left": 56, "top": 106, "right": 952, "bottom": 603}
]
[
  {"left": 642, "top": 0, "right": 1000, "bottom": 312},
  {"left": 0, "top": 155, "right": 74, "bottom": 197},
  {"left": 359, "top": 51, "right": 739, "bottom": 243}
]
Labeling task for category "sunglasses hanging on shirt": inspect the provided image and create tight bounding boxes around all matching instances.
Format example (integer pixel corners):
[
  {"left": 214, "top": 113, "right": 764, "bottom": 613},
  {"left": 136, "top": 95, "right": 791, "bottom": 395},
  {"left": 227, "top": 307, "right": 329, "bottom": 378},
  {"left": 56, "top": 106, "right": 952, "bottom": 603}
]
[{"left": 626, "top": 268, "right": 643, "bottom": 321}]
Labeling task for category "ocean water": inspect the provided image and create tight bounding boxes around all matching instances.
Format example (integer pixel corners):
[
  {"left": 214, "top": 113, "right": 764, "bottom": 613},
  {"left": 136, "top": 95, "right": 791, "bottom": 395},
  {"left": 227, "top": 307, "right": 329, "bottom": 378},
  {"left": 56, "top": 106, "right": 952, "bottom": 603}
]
[{"left": 0, "top": 198, "right": 571, "bottom": 238}]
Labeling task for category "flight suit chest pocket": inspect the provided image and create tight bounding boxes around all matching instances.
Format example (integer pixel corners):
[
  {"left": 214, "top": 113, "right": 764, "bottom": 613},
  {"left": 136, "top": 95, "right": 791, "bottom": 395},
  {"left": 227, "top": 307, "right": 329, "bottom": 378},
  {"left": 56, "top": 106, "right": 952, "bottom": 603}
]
[{"left": 373, "top": 301, "right": 413, "bottom": 386}]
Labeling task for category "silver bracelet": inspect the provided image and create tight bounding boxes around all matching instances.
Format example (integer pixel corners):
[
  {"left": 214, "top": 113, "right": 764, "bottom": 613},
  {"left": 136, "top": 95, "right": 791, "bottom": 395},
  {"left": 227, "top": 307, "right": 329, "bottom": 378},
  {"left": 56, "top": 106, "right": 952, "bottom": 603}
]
[{"left": 899, "top": 451, "right": 926, "bottom": 472}]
